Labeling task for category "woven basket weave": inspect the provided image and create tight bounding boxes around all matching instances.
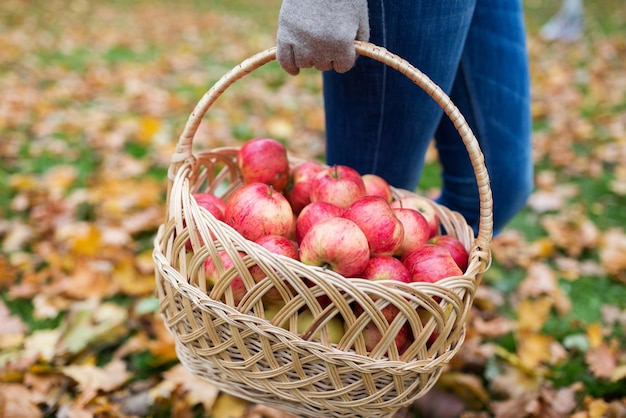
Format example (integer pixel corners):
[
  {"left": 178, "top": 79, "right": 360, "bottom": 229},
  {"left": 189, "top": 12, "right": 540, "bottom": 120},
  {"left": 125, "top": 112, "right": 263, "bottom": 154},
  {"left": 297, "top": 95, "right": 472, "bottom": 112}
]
[{"left": 153, "top": 41, "right": 493, "bottom": 418}]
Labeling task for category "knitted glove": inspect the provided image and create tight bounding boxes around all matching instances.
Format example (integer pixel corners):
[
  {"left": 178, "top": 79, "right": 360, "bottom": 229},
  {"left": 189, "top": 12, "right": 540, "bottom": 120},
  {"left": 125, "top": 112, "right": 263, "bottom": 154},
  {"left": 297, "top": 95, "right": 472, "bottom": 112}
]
[{"left": 276, "top": 0, "right": 370, "bottom": 75}]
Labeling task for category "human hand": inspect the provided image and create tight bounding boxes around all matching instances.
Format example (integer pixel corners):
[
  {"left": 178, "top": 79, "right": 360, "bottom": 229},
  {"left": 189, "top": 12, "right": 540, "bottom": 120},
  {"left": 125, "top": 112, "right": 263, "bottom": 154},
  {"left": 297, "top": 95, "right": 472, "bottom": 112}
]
[{"left": 276, "top": 0, "right": 369, "bottom": 75}]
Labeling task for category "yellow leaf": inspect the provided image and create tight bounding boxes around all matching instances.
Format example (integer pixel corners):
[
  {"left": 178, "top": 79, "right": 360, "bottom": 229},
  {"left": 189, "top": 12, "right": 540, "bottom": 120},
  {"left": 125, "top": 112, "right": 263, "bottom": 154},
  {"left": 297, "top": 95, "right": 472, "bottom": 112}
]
[
  {"left": 115, "top": 256, "right": 156, "bottom": 296},
  {"left": 611, "top": 364, "right": 626, "bottom": 382},
  {"left": 212, "top": 393, "right": 249, "bottom": 418},
  {"left": 8, "top": 173, "right": 38, "bottom": 192},
  {"left": 516, "top": 297, "right": 553, "bottom": 333},
  {"left": 55, "top": 222, "right": 101, "bottom": 257},
  {"left": 137, "top": 116, "right": 162, "bottom": 145},
  {"left": 585, "top": 397, "right": 609, "bottom": 418},
  {"left": 516, "top": 331, "right": 556, "bottom": 369},
  {"left": 586, "top": 323, "right": 604, "bottom": 348}
]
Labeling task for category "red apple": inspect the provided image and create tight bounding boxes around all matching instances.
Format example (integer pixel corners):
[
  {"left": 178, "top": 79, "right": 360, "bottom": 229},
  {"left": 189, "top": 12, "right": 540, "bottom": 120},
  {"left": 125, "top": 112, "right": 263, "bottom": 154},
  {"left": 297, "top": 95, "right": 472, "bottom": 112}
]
[
  {"left": 284, "top": 161, "right": 325, "bottom": 214},
  {"left": 342, "top": 196, "right": 404, "bottom": 257},
  {"left": 254, "top": 234, "right": 299, "bottom": 261},
  {"left": 361, "top": 321, "right": 410, "bottom": 355},
  {"left": 360, "top": 256, "right": 411, "bottom": 323},
  {"left": 299, "top": 217, "right": 370, "bottom": 277},
  {"left": 204, "top": 250, "right": 249, "bottom": 305},
  {"left": 237, "top": 137, "right": 290, "bottom": 192},
  {"left": 224, "top": 183, "right": 294, "bottom": 242},
  {"left": 402, "top": 244, "right": 464, "bottom": 283},
  {"left": 392, "top": 208, "right": 431, "bottom": 257},
  {"left": 415, "top": 307, "right": 439, "bottom": 347},
  {"left": 295, "top": 201, "right": 344, "bottom": 243},
  {"left": 310, "top": 165, "right": 366, "bottom": 209},
  {"left": 362, "top": 256, "right": 411, "bottom": 283},
  {"left": 362, "top": 173, "right": 393, "bottom": 203},
  {"left": 251, "top": 234, "right": 300, "bottom": 303},
  {"left": 430, "top": 235, "right": 469, "bottom": 272},
  {"left": 193, "top": 192, "right": 226, "bottom": 217},
  {"left": 391, "top": 195, "right": 440, "bottom": 238},
  {"left": 185, "top": 193, "right": 227, "bottom": 250}
]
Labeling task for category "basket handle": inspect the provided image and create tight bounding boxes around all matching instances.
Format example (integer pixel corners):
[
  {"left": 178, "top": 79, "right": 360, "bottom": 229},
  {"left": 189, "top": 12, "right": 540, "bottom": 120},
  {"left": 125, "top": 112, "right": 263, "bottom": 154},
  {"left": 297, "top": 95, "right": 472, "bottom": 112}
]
[{"left": 169, "top": 40, "right": 493, "bottom": 255}]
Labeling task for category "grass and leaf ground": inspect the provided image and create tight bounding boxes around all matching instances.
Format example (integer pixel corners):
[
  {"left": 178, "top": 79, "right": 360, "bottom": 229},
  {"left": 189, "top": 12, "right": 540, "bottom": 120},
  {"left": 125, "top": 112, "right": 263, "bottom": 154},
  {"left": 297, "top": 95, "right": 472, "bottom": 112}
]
[{"left": 1, "top": 0, "right": 625, "bottom": 417}]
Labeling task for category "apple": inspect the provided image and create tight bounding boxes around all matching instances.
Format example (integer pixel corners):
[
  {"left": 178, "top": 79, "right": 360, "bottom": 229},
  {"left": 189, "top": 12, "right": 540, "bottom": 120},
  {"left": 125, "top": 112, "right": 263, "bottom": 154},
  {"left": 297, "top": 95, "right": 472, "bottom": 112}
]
[
  {"left": 360, "top": 256, "right": 411, "bottom": 323},
  {"left": 263, "top": 304, "right": 289, "bottom": 329},
  {"left": 415, "top": 307, "right": 439, "bottom": 347},
  {"left": 204, "top": 250, "right": 249, "bottom": 305},
  {"left": 361, "top": 321, "right": 410, "bottom": 355},
  {"left": 224, "top": 182, "right": 294, "bottom": 242},
  {"left": 184, "top": 193, "right": 227, "bottom": 250},
  {"left": 362, "top": 173, "right": 393, "bottom": 203},
  {"left": 284, "top": 161, "right": 325, "bottom": 214},
  {"left": 391, "top": 195, "right": 440, "bottom": 238},
  {"left": 361, "top": 256, "right": 411, "bottom": 284},
  {"left": 342, "top": 196, "right": 404, "bottom": 257},
  {"left": 251, "top": 234, "right": 300, "bottom": 304},
  {"left": 299, "top": 217, "right": 370, "bottom": 277},
  {"left": 392, "top": 208, "right": 431, "bottom": 257},
  {"left": 401, "top": 244, "right": 463, "bottom": 283},
  {"left": 255, "top": 234, "right": 299, "bottom": 261},
  {"left": 287, "top": 212, "right": 298, "bottom": 242},
  {"left": 295, "top": 201, "right": 344, "bottom": 243},
  {"left": 310, "top": 165, "right": 366, "bottom": 209},
  {"left": 296, "top": 309, "right": 345, "bottom": 344},
  {"left": 237, "top": 137, "right": 290, "bottom": 192},
  {"left": 193, "top": 192, "right": 226, "bottom": 216},
  {"left": 430, "top": 235, "right": 469, "bottom": 272}
]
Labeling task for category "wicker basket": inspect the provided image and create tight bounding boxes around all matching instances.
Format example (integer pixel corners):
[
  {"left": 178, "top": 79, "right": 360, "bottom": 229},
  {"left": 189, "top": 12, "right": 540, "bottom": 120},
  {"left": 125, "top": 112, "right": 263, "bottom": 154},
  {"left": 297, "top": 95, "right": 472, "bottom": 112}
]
[{"left": 153, "top": 41, "right": 493, "bottom": 418}]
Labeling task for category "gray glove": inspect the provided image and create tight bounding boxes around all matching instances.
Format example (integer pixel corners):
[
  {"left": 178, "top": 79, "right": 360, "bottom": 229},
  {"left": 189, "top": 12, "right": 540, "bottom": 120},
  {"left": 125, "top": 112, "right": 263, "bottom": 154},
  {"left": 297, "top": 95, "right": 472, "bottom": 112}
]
[{"left": 276, "top": 0, "right": 370, "bottom": 75}]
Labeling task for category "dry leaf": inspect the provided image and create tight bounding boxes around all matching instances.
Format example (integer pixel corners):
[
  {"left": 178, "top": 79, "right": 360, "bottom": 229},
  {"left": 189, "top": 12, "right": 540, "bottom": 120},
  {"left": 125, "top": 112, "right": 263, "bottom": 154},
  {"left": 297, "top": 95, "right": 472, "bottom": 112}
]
[
  {"left": 599, "top": 227, "right": 626, "bottom": 281},
  {"left": 211, "top": 392, "right": 249, "bottom": 418},
  {"left": 152, "top": 365, "right": 220, "bottom": 411},
  {"left": 516, "top": 297, "right": 553, "bottom": 333},
  {"left": 0, "top": 383, "right": 42, "bottom": 418},
  {"left": 0, "top": 300, "right": 26, "bottom": 349},
  {"left": 585, "top": 344, "right": 617, "bottom": 379},
  {"left": 62, "top": 359, "right": 131, "bottom": 407}
]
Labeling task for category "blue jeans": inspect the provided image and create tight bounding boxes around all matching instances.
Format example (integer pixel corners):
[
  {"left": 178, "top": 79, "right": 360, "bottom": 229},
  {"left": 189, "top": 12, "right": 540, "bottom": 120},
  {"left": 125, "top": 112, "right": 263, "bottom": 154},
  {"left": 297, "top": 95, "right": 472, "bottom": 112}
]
[{"left": 322, "top": 0, "right": 533, "bottom": 235}]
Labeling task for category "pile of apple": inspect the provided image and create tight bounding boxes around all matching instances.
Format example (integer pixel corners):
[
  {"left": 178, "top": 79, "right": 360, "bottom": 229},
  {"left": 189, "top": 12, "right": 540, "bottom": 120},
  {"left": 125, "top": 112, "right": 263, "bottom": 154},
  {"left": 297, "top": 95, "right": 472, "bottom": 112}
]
[{"left": 192, "top": 137, "right": 470, "bottom": 354}]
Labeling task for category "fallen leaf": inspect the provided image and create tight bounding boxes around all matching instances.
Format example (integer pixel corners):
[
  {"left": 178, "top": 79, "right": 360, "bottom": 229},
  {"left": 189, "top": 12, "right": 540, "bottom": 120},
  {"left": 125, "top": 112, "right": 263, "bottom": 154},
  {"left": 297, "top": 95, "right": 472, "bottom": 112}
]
[
  {"left": 211, "top": 392, "right": 249, "bottom": 418},
  {"left": 62, "top": 359, "right": 130, "bottom": 407},
  {"left": 516, "top": 297, "right": 553, "bottom": 333},
  {"left": 57, "top": 300, "right": 129, "bottom": 355},
  {"left": 0, "top": 300, "right": 26, "bottom": 349},
  {"left": 599, "top": 227, "right": 626, "bottom": 282},
  {"left": 585, "top": 344, "right": 617, "bottom": 379},
  {"left": 0, "top": 383, "right": 42, "bottom": 418}
]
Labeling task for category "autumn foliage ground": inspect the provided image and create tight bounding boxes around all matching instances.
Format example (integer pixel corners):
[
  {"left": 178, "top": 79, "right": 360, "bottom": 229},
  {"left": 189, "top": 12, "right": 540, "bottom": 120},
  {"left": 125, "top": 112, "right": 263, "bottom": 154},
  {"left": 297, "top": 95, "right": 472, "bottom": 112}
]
[{"left": 1, "top": 1, "right": 625, "bottom": 417}]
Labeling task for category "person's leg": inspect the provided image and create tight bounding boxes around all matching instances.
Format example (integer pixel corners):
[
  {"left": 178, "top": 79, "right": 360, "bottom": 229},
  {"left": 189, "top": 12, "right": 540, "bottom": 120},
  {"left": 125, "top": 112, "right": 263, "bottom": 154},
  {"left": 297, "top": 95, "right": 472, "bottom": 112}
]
[
  {"left": 434, "top": 0, "right": 533, "bottom": 234},
  {"left": 322, "top": 0, "right": 477, "bottom": 191}
]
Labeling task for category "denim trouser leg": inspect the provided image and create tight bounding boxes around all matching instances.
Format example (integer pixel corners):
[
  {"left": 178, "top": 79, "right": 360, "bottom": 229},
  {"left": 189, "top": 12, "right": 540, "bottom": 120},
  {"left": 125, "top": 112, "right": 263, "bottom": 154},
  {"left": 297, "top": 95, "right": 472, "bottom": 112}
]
[{"left": 322, "top": 0, "right": 533, "bottom": 235}]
